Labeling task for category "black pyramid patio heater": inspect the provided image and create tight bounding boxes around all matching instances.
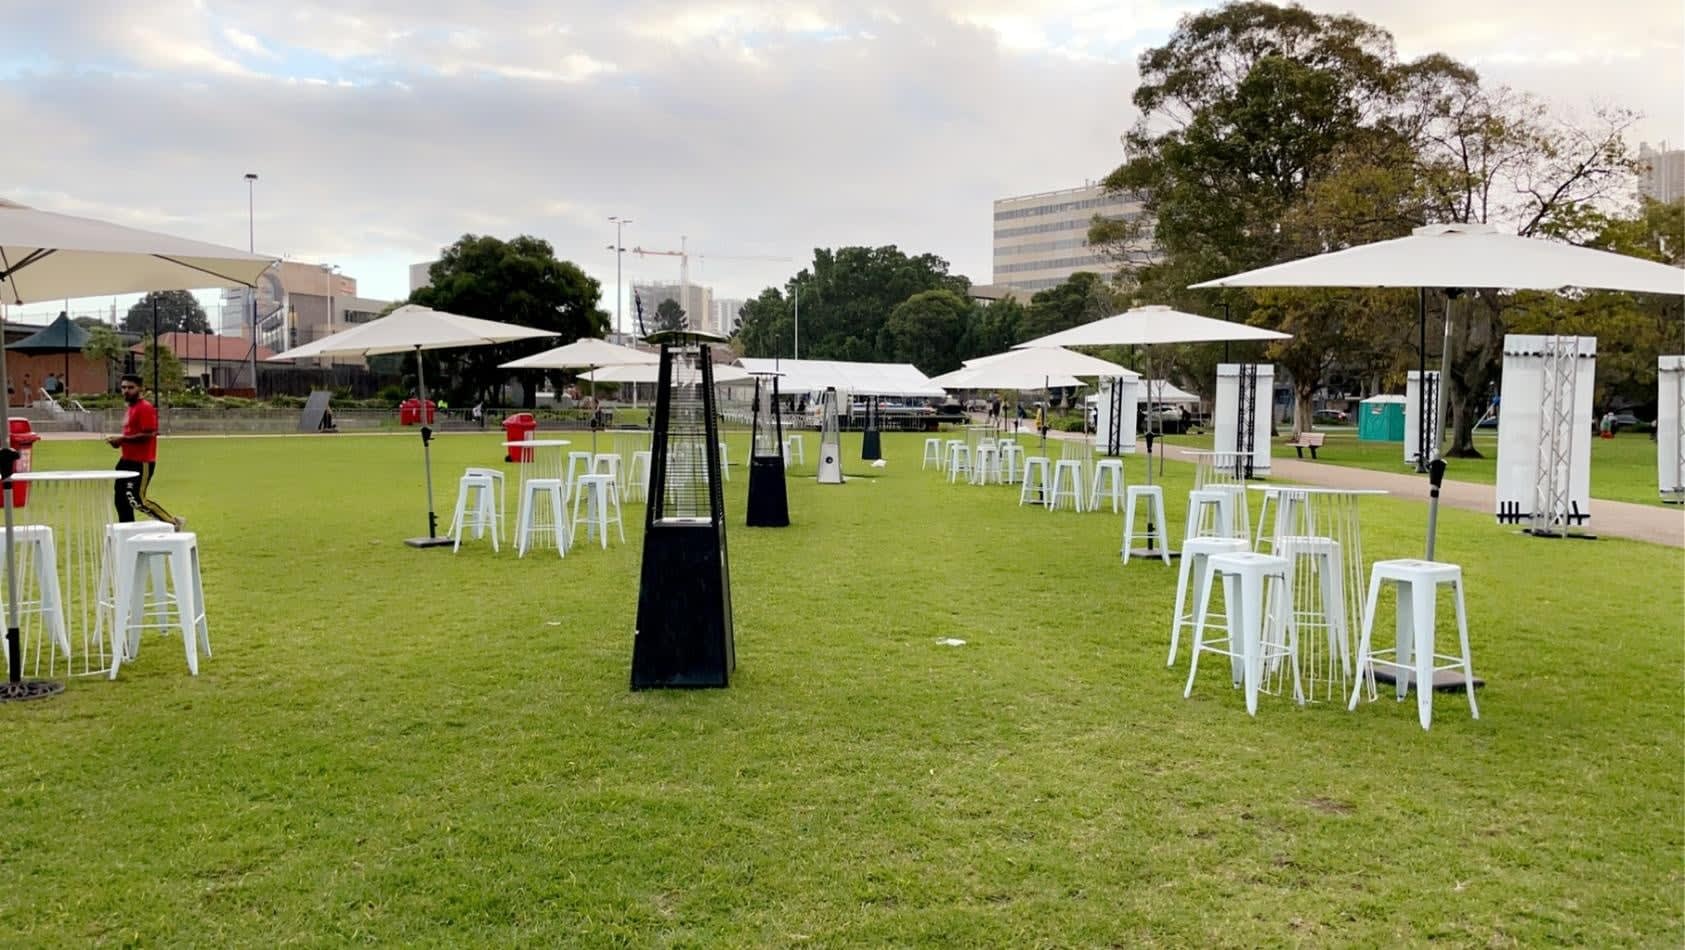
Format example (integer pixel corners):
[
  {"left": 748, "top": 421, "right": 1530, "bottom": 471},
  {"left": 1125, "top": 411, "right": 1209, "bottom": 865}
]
[
  {"left": 746, "top": 372, "right": 790, "bottom": 527},
  {"left": 631, "top": 330, "right": 736, "bottom": 690},
  {"left": 861, "top": 396, "right": 883, "bottom": 461}
]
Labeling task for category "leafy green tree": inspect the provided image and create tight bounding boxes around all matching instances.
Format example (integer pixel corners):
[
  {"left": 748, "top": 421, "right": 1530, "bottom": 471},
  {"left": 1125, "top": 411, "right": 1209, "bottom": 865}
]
[
  {"left": 122, "top": 290, "right": 210, "bottom": 334},
  {"left": 1022, "top": 272, "right": 1121, "bottom": 342},
  {"left": 881, "top": 289, "right": 973, "bottom": 373},
  {"left": 736, "top": 246, "right": 969, "bottom": 360},
  {"left": 960, "top": 295, "right": 1027, "bottom": 361},
  {"left": 409, "top": 234, "right": 609, "bottom": 407},
  {"left": 653, "top": 298, "right": 688, "bottom": 333},
  {"left": 137, "top": 340, "right": 186, "bottom": 395},
  {"left": 81, "top": 324, "right": 130, "bottom": 390}
]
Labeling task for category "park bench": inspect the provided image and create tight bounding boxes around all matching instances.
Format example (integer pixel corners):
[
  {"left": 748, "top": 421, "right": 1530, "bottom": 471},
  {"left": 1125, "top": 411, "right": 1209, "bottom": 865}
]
[{"left": 1286, "top": 431, "right": 1326, "bottom": 459}]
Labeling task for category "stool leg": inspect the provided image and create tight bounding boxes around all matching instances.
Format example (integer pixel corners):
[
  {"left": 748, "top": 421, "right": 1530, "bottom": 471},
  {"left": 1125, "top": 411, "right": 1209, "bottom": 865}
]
[
  {"left": 1237, "top": 570, "right": 1262, "bottom": 716},
  {"left": 551, "top": 486, "right": 569, "bottom": 557},
  {"left": 451, "top": 482, "right": 470, "bottom": 552},
  {"left": 1412, "top": 580, "right": 1436, "bottom": 730},
  {"left": 34, "top": 533, "right": 69, "bottom": 659},
  {"left": 1395, "top": 580, "right": 1415, "bottom": 702},
  {"left": 1121, "top": 492, "right": 1136, "bottom": 563},
  {"left": 1168, "top": 551, "right": 1197, "bottom": 667},
  {"left": 1154, "top": 496, "right": 1171, "bottom": 565},
  {"left": 1349, "top": 570, "right": 1384, "bottom": 710},
  {"left": 516, "top": 488, "right": 533, "bottom": 558},
  {"left": 1273, "top": 574, "right": 1304, "bottom": 705},
  {"left": 1183, "top": 561, "right": 1219, "bottom": 699},
  {"left": 1453, "top": 577, "right": 1479, "bottom": 720},
  {"left": 597, "top": 488, "right": 608, "bottom": 550},
  {"left": 1322, "top": 551, "right": 1350, "bottom": 679},
  {"left": 612, "top": 484, "right": 626, "bottom": 544},
  {"left": 191, "top": 545, "right": 210, "bottom": 659},
  {"left": 169, "top": 548, "right": 198, "bottom": 675}
]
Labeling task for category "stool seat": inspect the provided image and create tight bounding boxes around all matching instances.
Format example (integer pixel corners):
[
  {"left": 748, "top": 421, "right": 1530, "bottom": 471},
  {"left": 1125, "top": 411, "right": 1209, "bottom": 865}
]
[
  {"left": 1349, "top": 559, "right": 1479, "bottom": 729},
  {"left": 112, "top": 531, "right": 209, "bottom": 678}
]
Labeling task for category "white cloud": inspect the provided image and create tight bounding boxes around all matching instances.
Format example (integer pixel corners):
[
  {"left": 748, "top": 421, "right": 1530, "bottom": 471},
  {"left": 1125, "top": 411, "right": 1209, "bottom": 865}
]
[{"left": 0, "top": 0, "right": 1677, "bottom": 320}]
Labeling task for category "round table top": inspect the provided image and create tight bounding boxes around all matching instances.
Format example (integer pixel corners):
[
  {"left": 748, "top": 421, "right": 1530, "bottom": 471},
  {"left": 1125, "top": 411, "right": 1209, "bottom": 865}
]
[
  {"left": 502, "top": 439, "right": 572, "bottom": 449},
  {"left": 15, "top": 469, "right": 137, "bottom": 483},
  {"left": 1247, "top": 484, "right": 1389, "bottom": 496}
]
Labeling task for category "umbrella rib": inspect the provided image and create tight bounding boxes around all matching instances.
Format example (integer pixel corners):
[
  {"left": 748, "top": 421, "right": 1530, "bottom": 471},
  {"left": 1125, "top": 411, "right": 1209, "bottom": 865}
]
[
  {"left": 0, "top": 248, "right": 56, "bottom": 305},
  {"left": 152, "top": 254, "right": 262, "bottom": 288}
]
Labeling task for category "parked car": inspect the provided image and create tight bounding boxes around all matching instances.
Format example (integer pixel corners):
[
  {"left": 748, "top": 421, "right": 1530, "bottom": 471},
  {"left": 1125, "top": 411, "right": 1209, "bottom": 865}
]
[
  {"left": 1311, "top": 408, "right": 1349, "bottom": 425},
  {"left": 1141, "top": 404, "right": 1190, "bottom": 434}
]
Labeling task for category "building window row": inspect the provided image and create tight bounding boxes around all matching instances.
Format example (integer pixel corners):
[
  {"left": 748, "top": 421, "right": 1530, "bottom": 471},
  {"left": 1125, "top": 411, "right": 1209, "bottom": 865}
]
[
  {"left": 993, "top": 193, "right": 1145, "bottom": 221},
  {"left": 995, "top": 254, "right": 1108, "bottom": 275},
  {"left": 995, "top": 237, "right": 1093, "bottom": 257}
]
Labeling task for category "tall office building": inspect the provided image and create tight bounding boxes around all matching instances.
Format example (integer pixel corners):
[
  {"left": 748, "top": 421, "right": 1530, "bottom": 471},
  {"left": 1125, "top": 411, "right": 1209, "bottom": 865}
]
[
  {"left": 1638, "top": 142, "right": 1685, "bottom": 204},
  {"left": 631, "top": 281, "right": 714, "bottom": 335},
  {"left": 992, "top": 183, "right": 1153, "bottom": 294},
  {"left": 409, "top": 261, "right": 437, "bottom": 293},
  {"left": 712, "top": 298, "right": 745, "bottom": 336}
]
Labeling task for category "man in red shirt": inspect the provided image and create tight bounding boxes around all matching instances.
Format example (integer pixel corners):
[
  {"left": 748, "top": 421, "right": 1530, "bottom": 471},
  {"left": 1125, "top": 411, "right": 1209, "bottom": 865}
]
[{"left": 108, "top": 374, "right": 183, "bottom": 527}]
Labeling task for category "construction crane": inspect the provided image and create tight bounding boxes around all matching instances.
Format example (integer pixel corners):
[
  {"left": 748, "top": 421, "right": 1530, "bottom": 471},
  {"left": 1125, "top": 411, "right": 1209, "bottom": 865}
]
[{"left": 629, "top": 236, "right": 792, "bottom": 333}]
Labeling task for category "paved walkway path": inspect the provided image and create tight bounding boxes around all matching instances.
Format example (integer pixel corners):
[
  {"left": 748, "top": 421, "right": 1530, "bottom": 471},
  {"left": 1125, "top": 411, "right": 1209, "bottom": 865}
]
[{"left": 1038, "top": 428, "right": 1683, "bottom": 549}]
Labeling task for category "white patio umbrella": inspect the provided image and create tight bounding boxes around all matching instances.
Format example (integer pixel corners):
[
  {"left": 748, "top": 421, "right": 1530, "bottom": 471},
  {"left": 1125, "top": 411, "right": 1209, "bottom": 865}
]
[
  {"left": 0, "top": 197, "right": 275, "bottom": 700},
  {"left": 582, "top": 361, "right": 749, "bottom": 385},
  {"left": 1190, "top": 221, "right": 1685, "bottom": 555},
  {"left": 1017, "top": 306, "right": 1291, "bottom": 488},
  {"left": 271, "top": 304, "right": 557, "bottom": 547},
  {"left": 961, "top": 346, "right": 1135, "bottom": 447},
  {"left": 500, "top": 337, "right": 658, "bottom": 455}
]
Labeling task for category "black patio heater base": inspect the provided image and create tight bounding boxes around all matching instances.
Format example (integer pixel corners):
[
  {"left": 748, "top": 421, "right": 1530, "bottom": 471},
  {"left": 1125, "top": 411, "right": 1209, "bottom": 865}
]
[
  {"left": 746, "top": 457, "right": 790, "bottom": 527},
  {"left": 0, "top": 679, "right": 64, "bottom": 702},
  {"left": 861, "top": 428, "right": 882, "bottom": 461}
]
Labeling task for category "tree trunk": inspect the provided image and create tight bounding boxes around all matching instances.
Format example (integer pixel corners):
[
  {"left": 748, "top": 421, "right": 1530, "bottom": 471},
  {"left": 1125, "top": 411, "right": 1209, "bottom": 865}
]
[
  {"left": 1442, "top": 292, "right": 1505, "bottom": 458},
  {"left": 1292, "top": 382, "right": 1315, "bottom": 436}
]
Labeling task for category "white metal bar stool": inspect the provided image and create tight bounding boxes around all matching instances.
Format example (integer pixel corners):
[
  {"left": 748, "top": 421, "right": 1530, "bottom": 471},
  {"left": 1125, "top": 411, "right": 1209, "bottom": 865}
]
[
  {"left": 1018, "top": 457, "right": 1051, "bottom": 505},
  {"left": 921, "top": 437, "right": 942, "bottom": 470},
  {"left": 627, "top": 451, "right": 653, "bottom": 503},
  {"left": 1208, "top": 483, "right": 1251, "bottom": 539},
  {"left": 1120, "top": 485, "right": 1169, "bottom": 564},
  {"left": 565, "top": 451, "right": 595, "bottom": 500},
  {"left": 449, "top": 467, "right": 505, "bottom": 537},
  {"left": 1185, "top": 488, "right": 1237, "bottom": 541},
  {"left": 1349, "top": 559, "right": 1478, "bottom": 730},
  {"left": 96, "top": 521, "right": 174, "bottom": 664},
  {"left": 112, "top": 531, "right": 209, "bottom": 678},
  {"left": 1048, "top": 459, "right": 1085, "bottom": 511},
  {"left": 717, "top": 441, "right": 731, "bottom": 481},
  {"left": 571, "top": 473, "right": 625, "bottom": 550},
  {"left": 1090, "top": 458, "right": 1126, "bottom": 513},
  {"left": 973, "top": 443, "right": 1001, "bottom": 486},
  {"left": 592, "top": 452, "right": 623, "bottom": 491},
  {"left": 999, "top": 442, "right": 1024, "bottom": 484},
  {"left": 4, "top": 524, "right": 70, "bottom": 663},
  {"left": 784, "top": 434, "right": 805, "bottom": 468},
  {"left": 1168, "top": 536, "right": 1249, "bottom": 666},
  {"left": 1185, "top": 552, "right": 1302, "bottom": 715},
  {"left": 449, "top": 473, "right": 500, "bottom": 553},
  {"left": 515, "top": 478, "right": 569, "bottom": 558},
  {"left": 1276, "top": 535, "right": 1352, "bottom": 696},
  {"left": 947, "top": 443, "right": 973, "bottom": 484}
]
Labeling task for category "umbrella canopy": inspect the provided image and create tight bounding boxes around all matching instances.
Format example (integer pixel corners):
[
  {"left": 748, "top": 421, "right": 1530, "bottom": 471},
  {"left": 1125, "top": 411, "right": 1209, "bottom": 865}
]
[
  {"left": 963, "top": 345, "right": 1136, "bottom": 378},
  {"left": 583, "top": 362, "right": 750, "bottom": 384},
  {"left": 498, "top": 337, "right": 658, "bottom": 371},
  {"left": 1189, "top": 223, "right": 1685, "bottom": 294},
  {"left": 0, "top": 197, "right": 274, "bottom": 303},
  {"left": 6, "top": 311, "right": 90, "bottom": 353},
  {"left": 930, "top": 365, "right": 1083, "bottom": 391},
  {"left": 1016, "top": 305, "right": 1291, "bottom": 348},
  {"left": 271, "top": 304, "right": 555, "bottom": 361},
  {"left": 734, "top": 358, "right": 946, "bottom": 398}
]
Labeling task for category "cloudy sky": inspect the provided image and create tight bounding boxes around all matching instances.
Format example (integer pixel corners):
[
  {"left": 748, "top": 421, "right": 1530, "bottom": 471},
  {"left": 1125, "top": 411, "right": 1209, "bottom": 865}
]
[{"left": 3, "top": 0, "right": 1680, "bottom": 331}]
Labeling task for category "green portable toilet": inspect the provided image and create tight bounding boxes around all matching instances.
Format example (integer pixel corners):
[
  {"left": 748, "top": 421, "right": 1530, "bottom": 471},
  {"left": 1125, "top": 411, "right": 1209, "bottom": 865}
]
[{"left": 1358, "top": 395, "right": 1407, "bottom": 441}]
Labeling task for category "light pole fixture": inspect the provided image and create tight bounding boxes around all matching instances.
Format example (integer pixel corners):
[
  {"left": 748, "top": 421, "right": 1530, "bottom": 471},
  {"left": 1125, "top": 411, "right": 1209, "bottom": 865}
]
[{"left": 608, "top": 216, "right": 631, "bottom": 340}]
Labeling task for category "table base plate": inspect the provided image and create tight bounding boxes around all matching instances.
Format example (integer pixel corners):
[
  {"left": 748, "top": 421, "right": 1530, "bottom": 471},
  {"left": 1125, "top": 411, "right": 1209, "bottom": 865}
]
[
  {"left": 0, "top": 679, "right": 65, "bottom": 702},
  {"left": 1370, "top": 668, "right": 1486, "bottom": 692},
  {"left": 404, "top": 536, "right": 454, "bottom": 549}
]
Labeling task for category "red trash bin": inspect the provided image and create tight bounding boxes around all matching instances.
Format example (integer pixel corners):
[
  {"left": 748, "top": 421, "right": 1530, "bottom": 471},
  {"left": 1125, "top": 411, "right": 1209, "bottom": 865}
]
[
  {"left": 7, "top": 419, "right": 38, "bottom": 508},
  {"left": 398, "top": 399, "right": 438, "bottom": 426},
  {"left": 503, "top": 412, "right": 538, "bottom": 462}
]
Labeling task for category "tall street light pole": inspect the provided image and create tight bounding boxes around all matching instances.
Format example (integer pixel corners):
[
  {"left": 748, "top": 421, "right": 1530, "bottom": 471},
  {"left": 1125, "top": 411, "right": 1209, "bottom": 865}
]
[
  {"left": 608, "top": 216, "right": 631, "bottom": 340},
  {"left": 245, "top": 173, "right": 258, "bottom": 394}
]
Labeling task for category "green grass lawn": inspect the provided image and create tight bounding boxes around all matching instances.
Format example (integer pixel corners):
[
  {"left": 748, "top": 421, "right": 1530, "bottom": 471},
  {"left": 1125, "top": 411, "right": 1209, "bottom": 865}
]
[
  {"left": 3, "top": 431, "right": 1680, "bottom": 945},
  {"left": 1170, "top": 428, "right": 1672, "bottom": 507}
]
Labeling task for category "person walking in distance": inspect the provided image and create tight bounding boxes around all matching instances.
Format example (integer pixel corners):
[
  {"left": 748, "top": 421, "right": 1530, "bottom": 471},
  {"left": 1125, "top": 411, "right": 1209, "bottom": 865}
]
[{"left": 108, "top": 374, "right": 183, "bottom": 527}]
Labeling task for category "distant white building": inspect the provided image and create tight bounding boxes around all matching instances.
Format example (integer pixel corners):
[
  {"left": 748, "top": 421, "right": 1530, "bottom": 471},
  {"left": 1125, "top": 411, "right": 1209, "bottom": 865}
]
[
  {"left": 713, "top": 298, "right": 745, "bottom": 335},
  {"left": 992, "top": 182, "right": 1155, "bottom": 294},
  {"left": 1638, "top": 142, "right": 1684, "bottom": 204},
  {"left": 632, "top": 280, "right": 714, "bottom": 335},
  {"left": 409, "top": 261, "right": 436, "bottom": 293}
]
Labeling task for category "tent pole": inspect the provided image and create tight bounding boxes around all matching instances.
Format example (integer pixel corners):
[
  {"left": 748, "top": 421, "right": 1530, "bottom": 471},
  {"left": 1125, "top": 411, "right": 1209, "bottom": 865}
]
[{"left": 416, "top": 345, "right": 438, "bottom": 539}]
